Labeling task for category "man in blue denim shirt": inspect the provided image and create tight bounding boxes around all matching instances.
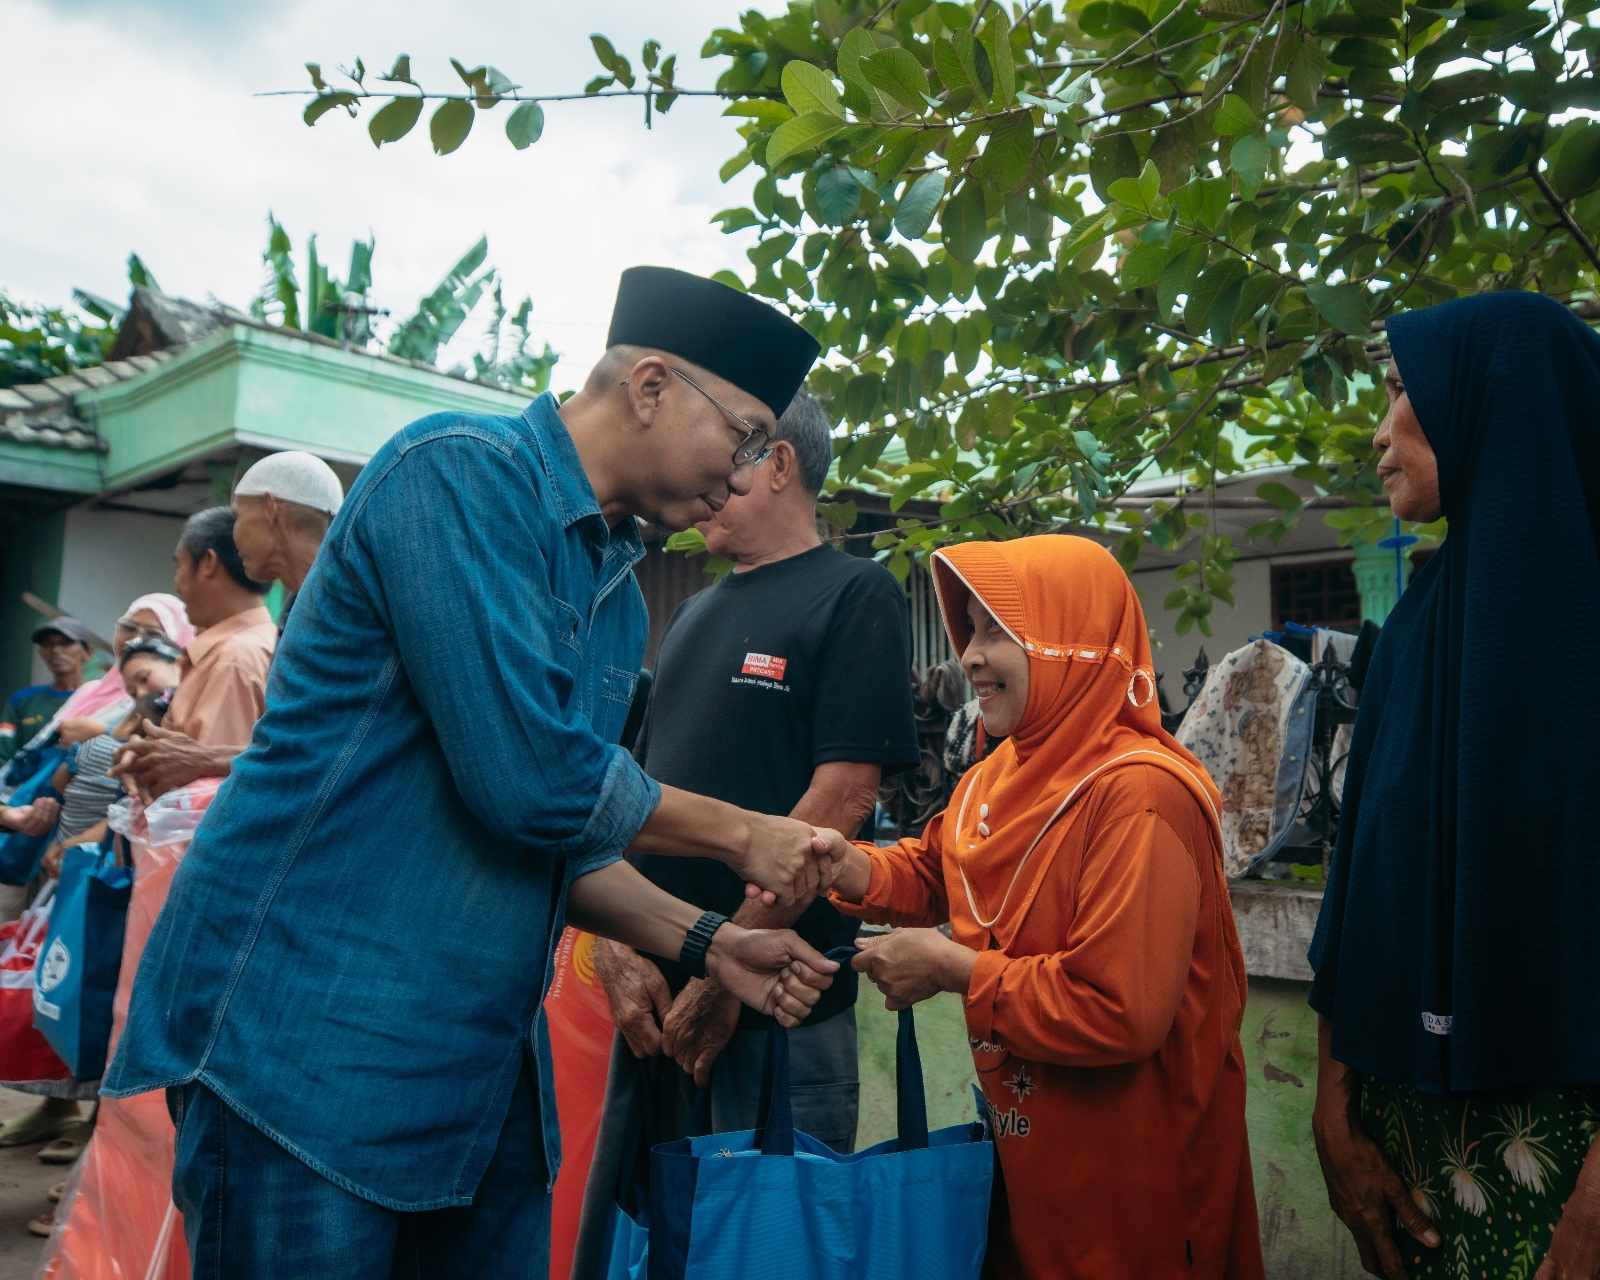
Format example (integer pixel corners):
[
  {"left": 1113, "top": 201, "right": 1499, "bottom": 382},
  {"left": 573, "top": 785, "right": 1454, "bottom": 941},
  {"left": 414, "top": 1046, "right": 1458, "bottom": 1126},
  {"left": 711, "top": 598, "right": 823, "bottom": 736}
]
[{"left": 104, "top": 268, "right": 845, "bottom": 1277}]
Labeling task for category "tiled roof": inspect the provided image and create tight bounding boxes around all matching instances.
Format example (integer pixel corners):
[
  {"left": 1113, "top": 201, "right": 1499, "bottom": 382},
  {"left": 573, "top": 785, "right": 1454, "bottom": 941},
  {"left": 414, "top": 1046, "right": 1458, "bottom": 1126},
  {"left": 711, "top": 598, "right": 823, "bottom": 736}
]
[{"left": 0, "top": 350, "right": 174, "bottom": 454}]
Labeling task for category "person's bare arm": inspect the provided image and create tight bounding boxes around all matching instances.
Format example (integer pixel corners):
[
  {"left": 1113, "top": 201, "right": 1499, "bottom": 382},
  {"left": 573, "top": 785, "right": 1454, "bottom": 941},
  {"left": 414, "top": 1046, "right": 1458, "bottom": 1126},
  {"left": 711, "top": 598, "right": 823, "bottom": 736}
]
[
  {"left": 660, "top": 761, "right": 880, "bottom": 1081},
  {"left": 634, "top": 782, "right": 837, "bottom": 909},
  {"left": 568, "top": 860, "right": 837, "bottom": 1027}
]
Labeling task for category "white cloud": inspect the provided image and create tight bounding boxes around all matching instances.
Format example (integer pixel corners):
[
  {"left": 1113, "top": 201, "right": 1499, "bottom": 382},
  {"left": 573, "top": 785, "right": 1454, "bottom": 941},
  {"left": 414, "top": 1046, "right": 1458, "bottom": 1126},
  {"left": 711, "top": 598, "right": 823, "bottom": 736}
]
[{"left": 0, "top": 0, "right": 765, "bottom": 388}]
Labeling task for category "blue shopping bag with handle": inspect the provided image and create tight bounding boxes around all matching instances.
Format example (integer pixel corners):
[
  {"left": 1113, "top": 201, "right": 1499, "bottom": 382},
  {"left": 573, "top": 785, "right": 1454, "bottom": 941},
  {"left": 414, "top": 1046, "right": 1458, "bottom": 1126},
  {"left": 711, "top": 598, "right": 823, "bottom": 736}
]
[
  {"left": 32, "top": 833, "right": 131, "bottom": 1080},
  {"left": 647, "top": 1003, "right": 993, "bottom": 1280},
  {"left": 0, "top": 751, "right": 66, "bottom": 885}
]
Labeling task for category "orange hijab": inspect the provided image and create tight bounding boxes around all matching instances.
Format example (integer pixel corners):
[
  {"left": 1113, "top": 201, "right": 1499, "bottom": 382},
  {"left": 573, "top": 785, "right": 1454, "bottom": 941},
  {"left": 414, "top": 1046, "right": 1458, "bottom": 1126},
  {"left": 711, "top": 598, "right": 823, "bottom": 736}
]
[{"left": 930, "top": 534, "right": 1223, "bottom": 945}]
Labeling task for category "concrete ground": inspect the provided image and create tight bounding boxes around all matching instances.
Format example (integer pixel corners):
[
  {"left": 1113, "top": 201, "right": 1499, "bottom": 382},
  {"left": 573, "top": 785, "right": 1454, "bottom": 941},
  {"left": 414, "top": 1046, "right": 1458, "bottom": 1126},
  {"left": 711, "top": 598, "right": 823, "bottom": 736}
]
[{"left": 0, "top": 1091, "right": 82, "bottom": 1280}]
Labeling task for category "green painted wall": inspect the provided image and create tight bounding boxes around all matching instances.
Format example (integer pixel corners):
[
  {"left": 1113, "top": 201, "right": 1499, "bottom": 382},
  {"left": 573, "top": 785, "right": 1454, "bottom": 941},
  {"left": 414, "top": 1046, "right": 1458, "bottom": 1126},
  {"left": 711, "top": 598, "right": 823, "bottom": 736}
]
[{"left": 0, "top": 503, "right": 67, "bottom": 702}]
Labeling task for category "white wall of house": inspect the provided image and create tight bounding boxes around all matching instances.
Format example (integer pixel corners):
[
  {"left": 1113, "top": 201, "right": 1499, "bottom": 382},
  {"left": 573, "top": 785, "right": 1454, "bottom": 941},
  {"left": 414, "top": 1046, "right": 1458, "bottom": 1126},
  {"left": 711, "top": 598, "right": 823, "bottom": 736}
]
[
  {"left": 1131, "top": 549, "right": 1357, "bottom": 681},
  {"left": 30, "top": 505, "right": 188, "bottom": 683}
]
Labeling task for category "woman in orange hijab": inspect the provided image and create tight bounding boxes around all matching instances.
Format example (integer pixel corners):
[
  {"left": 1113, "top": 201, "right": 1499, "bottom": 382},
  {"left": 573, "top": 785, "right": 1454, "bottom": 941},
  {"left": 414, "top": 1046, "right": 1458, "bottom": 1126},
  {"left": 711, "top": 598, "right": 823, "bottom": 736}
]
[{"left": 805, "top": 534, "right": 1262, "bottom": 1279}]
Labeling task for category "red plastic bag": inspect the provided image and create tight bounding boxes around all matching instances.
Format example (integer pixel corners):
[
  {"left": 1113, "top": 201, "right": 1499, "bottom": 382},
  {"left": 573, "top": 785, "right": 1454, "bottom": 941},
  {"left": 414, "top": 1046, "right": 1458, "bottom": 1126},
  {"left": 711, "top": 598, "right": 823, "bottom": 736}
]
[{"left": 0, "top": 882, "right": 69, "bottom": 1084}]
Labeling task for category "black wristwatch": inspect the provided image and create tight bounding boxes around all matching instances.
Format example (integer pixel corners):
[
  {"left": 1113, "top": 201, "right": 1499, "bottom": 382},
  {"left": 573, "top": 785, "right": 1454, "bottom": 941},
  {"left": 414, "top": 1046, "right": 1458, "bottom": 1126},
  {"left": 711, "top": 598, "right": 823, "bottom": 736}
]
[{"left": 679, "top": 911, "right": 730, "bottom": 980}]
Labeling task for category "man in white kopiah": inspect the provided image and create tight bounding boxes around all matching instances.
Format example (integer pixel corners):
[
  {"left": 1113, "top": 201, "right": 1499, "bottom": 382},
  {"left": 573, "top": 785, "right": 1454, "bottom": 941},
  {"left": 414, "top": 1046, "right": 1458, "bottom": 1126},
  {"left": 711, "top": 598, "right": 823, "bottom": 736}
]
[{"left": 115, "top": 452, "right": 344, "bottom": 799}]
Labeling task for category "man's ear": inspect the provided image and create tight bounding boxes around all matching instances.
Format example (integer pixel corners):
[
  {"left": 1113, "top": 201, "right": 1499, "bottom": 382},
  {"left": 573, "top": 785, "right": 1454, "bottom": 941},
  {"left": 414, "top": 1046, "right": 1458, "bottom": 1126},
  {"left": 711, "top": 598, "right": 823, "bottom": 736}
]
[
  {"left": 622, "top": 354, "right": 672, "bottom": 428},
  {"left": 767, "top": 440, "right": 798, "bottom": 493},
  {"left": 197, "top": 549, "right": 221, "bottom": 581}
]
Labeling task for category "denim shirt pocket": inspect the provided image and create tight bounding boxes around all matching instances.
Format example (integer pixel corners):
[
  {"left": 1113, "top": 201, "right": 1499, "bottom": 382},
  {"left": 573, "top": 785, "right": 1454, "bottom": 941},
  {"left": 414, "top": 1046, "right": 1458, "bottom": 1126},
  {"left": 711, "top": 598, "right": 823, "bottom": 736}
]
[{"left": 600, "top": 664, "right": 637, "bottom": 708}]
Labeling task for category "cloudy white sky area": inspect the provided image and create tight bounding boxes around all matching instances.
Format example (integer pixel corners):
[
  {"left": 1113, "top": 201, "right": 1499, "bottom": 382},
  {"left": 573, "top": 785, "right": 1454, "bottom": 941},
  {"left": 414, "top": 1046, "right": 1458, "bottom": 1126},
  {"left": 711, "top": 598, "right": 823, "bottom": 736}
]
[{"left": 1, "top": 0, "right": 768, "bottom": 390}]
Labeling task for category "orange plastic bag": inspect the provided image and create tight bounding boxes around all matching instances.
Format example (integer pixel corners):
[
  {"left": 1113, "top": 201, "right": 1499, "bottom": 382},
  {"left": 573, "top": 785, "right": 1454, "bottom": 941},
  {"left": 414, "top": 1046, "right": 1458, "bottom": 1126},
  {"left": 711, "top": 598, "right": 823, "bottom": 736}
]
[
  {"left": 546, "top": 927, "right": 617, "bottom": 1280},
  {"left": 38, "top": 781, "right": 219, "bottom": 1280}
]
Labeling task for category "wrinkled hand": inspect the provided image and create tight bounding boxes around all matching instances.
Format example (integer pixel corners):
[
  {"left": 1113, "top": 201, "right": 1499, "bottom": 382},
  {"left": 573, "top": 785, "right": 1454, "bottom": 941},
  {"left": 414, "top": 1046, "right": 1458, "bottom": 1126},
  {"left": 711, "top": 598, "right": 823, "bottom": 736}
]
[
  {"left": 1313, "top": 1082, "right": 1438, "bottom": 1279},
  {"left": 734, "top": 815, "right": 836, "bottom": 909},
  {"left": 2, "top": 798, "right": 58, "bottom": 837},
  {"left": 112, "top": 721, "right": 214, "bottom": 803},
  {"left": 1536, "top": 1156, "right": 1600, "bottom": 1279},
  {"left": 706, "top": 926, "right": 838, "bottom": 1029},
  {"left": 854, "top": 928, "right": 965, "bottom": 1011},
  {"left": 661, "top": 979, "right": 741, "bottom": 1088},
  {"left": 55, "top": 718, "right": 102, "bottom": 747},
  {"left": 40, "top": 844, "right": 66, "bottom": 880},
  {"left": 593, "top": 938, "right": 672, "bottom": 1059}
]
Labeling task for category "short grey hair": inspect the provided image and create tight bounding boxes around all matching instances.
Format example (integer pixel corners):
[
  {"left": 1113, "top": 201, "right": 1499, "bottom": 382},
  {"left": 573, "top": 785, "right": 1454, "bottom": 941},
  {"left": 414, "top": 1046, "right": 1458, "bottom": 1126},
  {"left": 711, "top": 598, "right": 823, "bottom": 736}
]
[{"left": 775, "top": 389, "right": 832, "bottom": 494}]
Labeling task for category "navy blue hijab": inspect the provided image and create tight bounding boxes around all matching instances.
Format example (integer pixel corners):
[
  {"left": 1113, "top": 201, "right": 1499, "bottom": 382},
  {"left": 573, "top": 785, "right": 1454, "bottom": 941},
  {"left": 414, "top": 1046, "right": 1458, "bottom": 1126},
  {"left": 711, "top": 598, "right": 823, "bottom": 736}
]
[{"left": 1309, "top": 291, "right": 1600, "bottom": 1093}]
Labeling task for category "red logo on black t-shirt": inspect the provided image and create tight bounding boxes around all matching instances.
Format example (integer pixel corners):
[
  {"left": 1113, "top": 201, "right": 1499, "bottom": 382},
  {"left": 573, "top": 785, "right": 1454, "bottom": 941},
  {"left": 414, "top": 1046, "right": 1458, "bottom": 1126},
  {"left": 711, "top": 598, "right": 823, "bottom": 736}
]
[{"left": 741, "top": 652, "right": 788, "bottom": 680}]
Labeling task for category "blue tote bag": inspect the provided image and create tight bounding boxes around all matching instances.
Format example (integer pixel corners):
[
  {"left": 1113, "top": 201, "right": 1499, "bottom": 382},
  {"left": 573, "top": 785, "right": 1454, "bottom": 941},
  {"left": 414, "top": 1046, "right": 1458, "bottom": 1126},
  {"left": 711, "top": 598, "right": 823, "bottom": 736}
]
[
  {"left": 647, "top": 1005, "right": 993, "bottom": 1280},
  {"left": 32, "top": 834, "right": 132, "bottom": 1080},
  {"left": 0, "top": 751, "right": 67, "bottom": 885}
]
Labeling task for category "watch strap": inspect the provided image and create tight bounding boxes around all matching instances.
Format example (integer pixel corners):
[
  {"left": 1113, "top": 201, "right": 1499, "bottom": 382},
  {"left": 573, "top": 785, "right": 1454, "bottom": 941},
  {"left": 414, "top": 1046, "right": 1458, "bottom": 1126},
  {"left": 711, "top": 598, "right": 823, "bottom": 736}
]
[{"left": 679, "top": 910, "right": 729, "bottom": 980}]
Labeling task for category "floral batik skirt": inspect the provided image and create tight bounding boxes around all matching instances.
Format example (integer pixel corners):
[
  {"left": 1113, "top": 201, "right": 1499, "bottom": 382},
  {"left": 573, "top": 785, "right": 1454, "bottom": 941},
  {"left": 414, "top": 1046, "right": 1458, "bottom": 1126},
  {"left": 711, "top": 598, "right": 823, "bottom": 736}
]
[{"left": 1360, "top": 1076, "right": 1598, "bottom": 1280}]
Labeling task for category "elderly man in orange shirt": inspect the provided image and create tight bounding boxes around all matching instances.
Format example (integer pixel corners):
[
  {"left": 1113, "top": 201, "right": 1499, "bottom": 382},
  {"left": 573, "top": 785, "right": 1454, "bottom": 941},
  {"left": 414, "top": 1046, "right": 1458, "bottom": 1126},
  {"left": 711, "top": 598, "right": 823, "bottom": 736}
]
[{"left": 116, "top": 507, "right": 275, "bottom": 800}]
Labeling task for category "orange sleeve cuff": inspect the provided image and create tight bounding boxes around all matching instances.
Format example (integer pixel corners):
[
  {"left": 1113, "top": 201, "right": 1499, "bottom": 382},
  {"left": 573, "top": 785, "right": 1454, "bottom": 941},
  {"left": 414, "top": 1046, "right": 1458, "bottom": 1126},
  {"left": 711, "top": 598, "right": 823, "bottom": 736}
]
[{"left": 964, "top": 948, "right": 1010, "bottom": 1046}]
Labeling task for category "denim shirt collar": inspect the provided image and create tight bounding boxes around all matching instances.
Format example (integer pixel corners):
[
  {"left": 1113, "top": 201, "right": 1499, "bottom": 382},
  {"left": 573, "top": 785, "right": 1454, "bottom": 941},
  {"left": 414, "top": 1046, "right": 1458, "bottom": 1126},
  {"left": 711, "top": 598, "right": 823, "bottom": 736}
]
[{"left": 521, "top": 395, "right": 645, "bottom": 567}]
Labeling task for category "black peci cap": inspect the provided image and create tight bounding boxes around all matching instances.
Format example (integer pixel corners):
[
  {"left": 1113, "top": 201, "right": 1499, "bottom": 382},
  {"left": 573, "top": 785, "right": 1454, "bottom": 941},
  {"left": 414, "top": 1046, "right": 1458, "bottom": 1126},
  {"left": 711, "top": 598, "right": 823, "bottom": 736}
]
[{"left": 606, "top": 266, "right": 821, "bottom": 418}]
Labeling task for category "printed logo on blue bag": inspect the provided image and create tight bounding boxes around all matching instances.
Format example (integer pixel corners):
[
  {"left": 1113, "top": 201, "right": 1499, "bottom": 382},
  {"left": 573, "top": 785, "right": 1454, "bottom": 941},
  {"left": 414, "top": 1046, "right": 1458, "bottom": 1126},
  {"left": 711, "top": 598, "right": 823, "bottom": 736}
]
[{"left": 37, "top": 939, "right": 69, "bottom": 994}]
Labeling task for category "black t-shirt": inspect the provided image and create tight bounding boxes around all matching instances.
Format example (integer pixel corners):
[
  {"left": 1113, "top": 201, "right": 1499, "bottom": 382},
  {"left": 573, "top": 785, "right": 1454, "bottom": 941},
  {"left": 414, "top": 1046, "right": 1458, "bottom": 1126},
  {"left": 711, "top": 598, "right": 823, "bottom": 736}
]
[{"left": 633, "top": 544, "right": 920, "bottom": 1026}]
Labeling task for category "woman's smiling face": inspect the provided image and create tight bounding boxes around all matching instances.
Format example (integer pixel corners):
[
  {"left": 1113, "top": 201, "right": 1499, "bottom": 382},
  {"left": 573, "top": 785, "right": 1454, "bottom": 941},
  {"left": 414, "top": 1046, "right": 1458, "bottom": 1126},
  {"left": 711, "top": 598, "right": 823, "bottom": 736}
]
[{"left": 962, "top": 593, "right": 1030, "bottom": 739}]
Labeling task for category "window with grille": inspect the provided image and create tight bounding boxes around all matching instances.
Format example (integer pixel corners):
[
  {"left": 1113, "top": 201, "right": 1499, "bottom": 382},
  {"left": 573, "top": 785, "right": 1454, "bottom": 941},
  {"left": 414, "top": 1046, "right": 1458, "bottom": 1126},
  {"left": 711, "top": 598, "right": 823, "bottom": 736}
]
[{"left": 1271, "top": 559, "right": 1362, "bottom": 631}]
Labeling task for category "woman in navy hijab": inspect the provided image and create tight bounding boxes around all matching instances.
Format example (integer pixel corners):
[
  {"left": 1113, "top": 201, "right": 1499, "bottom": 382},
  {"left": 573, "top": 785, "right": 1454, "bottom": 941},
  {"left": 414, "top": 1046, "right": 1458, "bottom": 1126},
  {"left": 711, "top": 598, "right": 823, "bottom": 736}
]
[{"left": 1309, "top": 291, "right": 1600, "bottom": 1280}]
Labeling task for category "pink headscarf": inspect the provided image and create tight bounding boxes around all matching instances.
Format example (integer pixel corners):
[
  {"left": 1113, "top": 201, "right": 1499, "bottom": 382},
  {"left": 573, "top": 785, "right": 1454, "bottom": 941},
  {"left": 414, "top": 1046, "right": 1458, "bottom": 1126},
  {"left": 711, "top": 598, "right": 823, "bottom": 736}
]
[{"left": 52, "top": 593, "right": 195, "bottom": 725}]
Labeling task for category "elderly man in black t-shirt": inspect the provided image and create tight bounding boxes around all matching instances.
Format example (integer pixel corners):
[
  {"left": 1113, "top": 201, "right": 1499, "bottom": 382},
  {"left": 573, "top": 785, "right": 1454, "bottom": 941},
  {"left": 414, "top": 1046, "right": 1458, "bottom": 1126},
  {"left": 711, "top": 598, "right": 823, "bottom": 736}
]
[{"left": 574, "top": 391, "right": 919, "bottom": 1271}]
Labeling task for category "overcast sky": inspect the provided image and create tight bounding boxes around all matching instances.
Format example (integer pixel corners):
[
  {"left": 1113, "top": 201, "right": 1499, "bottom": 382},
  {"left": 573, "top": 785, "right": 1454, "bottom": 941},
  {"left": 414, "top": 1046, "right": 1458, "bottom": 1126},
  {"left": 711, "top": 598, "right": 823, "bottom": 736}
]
[{"left": 1, "top": 0, "right": 765, "bottom": 390}]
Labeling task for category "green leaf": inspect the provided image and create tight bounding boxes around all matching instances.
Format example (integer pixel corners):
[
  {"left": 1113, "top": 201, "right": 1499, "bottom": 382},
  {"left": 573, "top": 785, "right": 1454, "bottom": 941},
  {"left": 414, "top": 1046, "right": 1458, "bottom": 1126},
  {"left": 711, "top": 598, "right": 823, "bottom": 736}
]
[
  {"left": 664, "top": 528, "right": 708, "bottom": 553},
  {"left": 719, "top": 148, "right": 753, "bottom": 182},
  {"left": 1256, "top": 481, "right": 1303, "bottom": 511},
  {"left": 982, "top": 9, "right": 1016, "bottom": 107},
  {"left": 1286, "top": 42, "right": 1329, "bottom": 111},
  {"left": 1305, "top": 282, "right": 1372, "bottom": 334},
  {"left": 862, "top": 48, "right": 930, "bottom": 114},
  {"left": 978, "top": 115, "right": 1035, "bottom": 191},
  {"left": 941, "top": 181, "right": 988, "bottom": 262},
  {"left": 505, "top": 101, "right": 546, "bottom": 149},
  {"left": 765, "top": 112, "right": 847, "bottom": 168},
  {"left": 837, "top": 27, "right": 881, "bottom": 93},
  {"left": 1549, "top": 121, "right": 1600, "bottom": 198},
  {"left": 429, "top": 99, "right": 474, "bottom": 155},
  {"left": 1230, "top": 135, "right": 1269, "bottom": 198},
  {"left": 364, "top": 94, "right": 424, "bottom": 149},
  {"left": 306, "top": 63, "right": 328, "bottom": 93},
  {"left": 1120, "top": 240, "right": 1170, "bottom": 288},
  {"left": 724, "top": 99, "right": 795, "bottom": 125},
  {"left": 1213, "top": 94, "right": 1260, "bottom": 138},
  {"left": 933, "top": 37, "right": 969, "bottom": 92},
  {"left": 591, "top": 34, "right": 623, "bottom": 74},
  {"left": 1089, "top": 133, "right": 1141, "bottom": 201},
  {"left": 381, "top": 55, "right": 416, "bottom": 85},
  {"left": 643, "top": 40, "right": 661, "bottom": 71},
  {"left": 845, "top": 372, "right": 881, "bottom": 421},
  {"left": 819, "top": 499, "right": 859, "bottom": 530},
  {"left": 816, "top": 165, "right": 863, "bottom": 223},
  {"left": 304, "top": 92, "right": 358, "bottom": 126},
  {"left": 782, "top": 61, "right": 845, "bottom": 119},
  {"left": 895, "top": 172, "right": 946, "bottom": 239}
]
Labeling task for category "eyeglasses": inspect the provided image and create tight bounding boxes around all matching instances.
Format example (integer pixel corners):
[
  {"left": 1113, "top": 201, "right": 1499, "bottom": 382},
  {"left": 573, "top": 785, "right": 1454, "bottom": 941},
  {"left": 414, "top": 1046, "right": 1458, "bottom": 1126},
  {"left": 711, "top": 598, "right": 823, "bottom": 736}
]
[
  {"left": 622, "top": 367, "right": 774, "bottom": 468},
  {"left": 116, "top": 618, "right": 168, "bottom": 640}
]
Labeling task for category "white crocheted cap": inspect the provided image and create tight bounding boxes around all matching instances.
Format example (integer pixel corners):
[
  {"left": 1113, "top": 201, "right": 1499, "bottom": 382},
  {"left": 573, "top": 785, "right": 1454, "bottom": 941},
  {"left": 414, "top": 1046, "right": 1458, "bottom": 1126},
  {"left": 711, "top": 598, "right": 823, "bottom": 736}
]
[{"left": 234, "top": 451, "right": 344, "bottom": 516}]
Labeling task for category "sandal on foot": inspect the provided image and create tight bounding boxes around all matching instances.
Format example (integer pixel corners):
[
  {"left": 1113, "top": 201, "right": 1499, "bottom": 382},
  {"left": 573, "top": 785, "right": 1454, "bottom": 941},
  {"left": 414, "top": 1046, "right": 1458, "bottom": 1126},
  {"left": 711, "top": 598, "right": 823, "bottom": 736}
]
[
  {"left": 47, "top": 1181, "right": 66, "bottom": 1204},
  {"left": 38, "top": 1122, "right": 91, "bottom": 1165},
  {"left": 26, "top": 1209, "right": 53, "bottom": 1239},
  {"left": 0, "top": 1107, "right": 78, "bottom": 1149}
]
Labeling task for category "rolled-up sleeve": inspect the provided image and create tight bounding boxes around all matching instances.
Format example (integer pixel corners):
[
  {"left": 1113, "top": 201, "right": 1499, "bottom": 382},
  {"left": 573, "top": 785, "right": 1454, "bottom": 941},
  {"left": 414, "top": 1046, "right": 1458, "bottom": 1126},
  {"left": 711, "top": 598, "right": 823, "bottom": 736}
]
[{"left": 356, "top": 432, "right": 660, "bottom": 864}]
